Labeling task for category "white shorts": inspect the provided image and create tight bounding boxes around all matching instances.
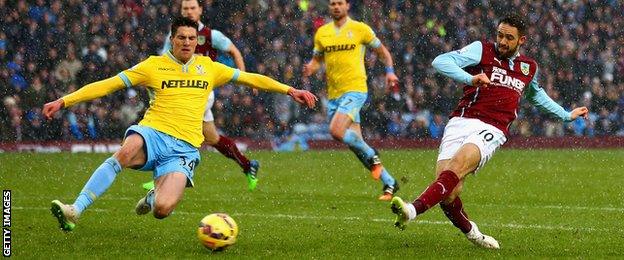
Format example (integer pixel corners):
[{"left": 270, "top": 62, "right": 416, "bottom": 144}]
[
  {"left": 437, "top": 117, "right": 507, "bottom": 172},
  {"left": 202, "top": 91, "right": 215, "bottom": 122}
]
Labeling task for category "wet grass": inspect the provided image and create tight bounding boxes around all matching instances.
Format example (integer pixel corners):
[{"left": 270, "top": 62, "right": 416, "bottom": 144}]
[{"left": 1, "top": 149, "right": 623, "bottom": 258}]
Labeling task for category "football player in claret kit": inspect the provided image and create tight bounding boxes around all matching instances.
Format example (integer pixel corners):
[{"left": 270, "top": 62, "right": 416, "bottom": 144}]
[
  {"left": 44, "top": 17, "right": 317, "bottom": 231},
  {"left": 390, "top": 14, "right": 589, "bottom": 248}
]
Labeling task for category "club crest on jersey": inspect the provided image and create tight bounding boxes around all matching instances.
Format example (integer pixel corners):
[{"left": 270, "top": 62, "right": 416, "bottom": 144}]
[
  {"left": 347, "top": 31, "right": 353, "bottom": 38},
  {"left": 520, "top": 62, "right": 530, "bottom": 75},
  {"left": 198, "top": 36, "right": 206, "bottom": 45},
  {"left": 195, "top": 65, "right": 205, "bottom": 75}
]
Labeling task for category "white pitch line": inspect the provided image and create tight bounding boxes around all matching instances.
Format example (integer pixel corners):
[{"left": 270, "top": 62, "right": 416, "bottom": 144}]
[
  {"left": 478, "top": 203, "right": 624, "bottom": 212},
  {"left": 20, "top": 196, "right": 624, "bottom": 213},
  {"left": 15, "top": 206, "right": 616, "bottom": 233}
]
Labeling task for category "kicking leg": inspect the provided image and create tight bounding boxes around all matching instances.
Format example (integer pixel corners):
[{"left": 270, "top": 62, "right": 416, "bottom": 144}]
[
  {"left": 411, "top": 144, "right": 479, "bottom": 214},
  {"left": 436, "top": 159, "right": 473, "bottom": 234},
  {"left": 390, "top": 144, "right": 479, "bottom": 230}
]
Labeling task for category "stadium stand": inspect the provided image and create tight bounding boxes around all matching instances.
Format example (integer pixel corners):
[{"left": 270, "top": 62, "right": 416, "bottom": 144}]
[{"left": 0, "top": 0, "right": 622, "bottom": 143}]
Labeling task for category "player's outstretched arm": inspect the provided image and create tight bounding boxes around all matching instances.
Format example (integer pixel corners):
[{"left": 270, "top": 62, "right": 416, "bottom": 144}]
[
  {"left": 372, "top": 43, "right": 399, "bottom": 87},
  {"left": 235, "top": 71, "right": 317, "bottom": 108},
  {"left": 43, "top": 76, "right": 126, "bottom": 119},
  {"left": 525, "top": 69, "right": 588, "bottom": 121}
]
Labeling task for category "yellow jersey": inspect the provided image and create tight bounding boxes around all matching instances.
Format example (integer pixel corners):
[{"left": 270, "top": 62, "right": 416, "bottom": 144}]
[
  {"left": 118, "top": 52, "right": 237, "bottom": 147},
  {"left": 313, "top": 17, "right": 381, "bottom": 99}
]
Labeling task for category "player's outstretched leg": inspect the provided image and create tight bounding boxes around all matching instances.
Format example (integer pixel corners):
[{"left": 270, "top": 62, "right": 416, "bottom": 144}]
[
  {"left": 51, "top": 157, "right": 123, "bottom": 231},
  {"left": 390, "top": 196, "right": 417, "bottom": 230},
  {"left": 50, "top": 200, "right": 79, "bottom": 231},
  {"left": 135, "top": 188, "right": 155, "bottom": 215},
  {"left": 465, "top": 221, "right": 500, "bottom": 249}
]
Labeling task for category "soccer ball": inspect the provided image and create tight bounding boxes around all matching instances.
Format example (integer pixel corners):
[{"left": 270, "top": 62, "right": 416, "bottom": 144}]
[{"left": 197, "top": 213, "right": 238, "bottom": 251}]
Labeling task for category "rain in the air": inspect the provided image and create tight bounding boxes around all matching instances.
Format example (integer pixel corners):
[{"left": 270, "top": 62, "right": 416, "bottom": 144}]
[{"left": 0, "top": 0, "right": 622, "bottom": 258}]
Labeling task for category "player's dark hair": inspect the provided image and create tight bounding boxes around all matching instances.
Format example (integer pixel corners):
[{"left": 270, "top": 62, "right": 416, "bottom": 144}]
[
  {"left": 499, "top": 14, "right": 527, "bottom": 36},
  {"left": 182, "top": 0, "right": 202, "bottom": 7},
  {"left": 171, "top": 16, "right": 199, "bottom": 36}
]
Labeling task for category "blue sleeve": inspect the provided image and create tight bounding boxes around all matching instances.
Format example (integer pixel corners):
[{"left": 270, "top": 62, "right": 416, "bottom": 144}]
[
  {"left": 431, "top": 41, "right": 482, "bottom": 86},
  {"left": 211, "top": 30, "right": 233, "bottom": 52},
  {"left": 160, "top": 31, "right": 172, "bottom": 55},
  {"left": 525, "top": 68, "right": 572, "bottom": 121}
]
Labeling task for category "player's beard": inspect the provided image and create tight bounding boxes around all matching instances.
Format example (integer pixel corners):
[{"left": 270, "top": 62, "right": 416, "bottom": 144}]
[
  {"left": 497, "top": 44, "right": 519, "bottom": 59},
  {"left": 331, "top": 10, "right": 346, "bottom": 21}
]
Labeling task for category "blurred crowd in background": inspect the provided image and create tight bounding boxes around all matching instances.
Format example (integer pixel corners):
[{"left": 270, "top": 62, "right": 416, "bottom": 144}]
[{"left": 1, "top": 0, "right": 623, "bottom": 143}]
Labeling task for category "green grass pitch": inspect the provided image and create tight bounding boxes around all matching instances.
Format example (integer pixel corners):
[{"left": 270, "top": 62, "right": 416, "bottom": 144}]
[{"left": 1, "top": 149, "right": 623, "bottom": 258}]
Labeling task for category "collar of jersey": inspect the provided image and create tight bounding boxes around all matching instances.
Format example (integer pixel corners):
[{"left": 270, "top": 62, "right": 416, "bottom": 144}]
[
  {"left": 198, "top": 21, "right": 205, "bottom": 31},
  {"left": 165, "top": 50, "right": 196, "bottom": 73},
  {"left": 332, "top": 17, "right": 351, "bottom": 33},
  {"left": 493, "top": 43, "right": 522, "bottom": 70}
]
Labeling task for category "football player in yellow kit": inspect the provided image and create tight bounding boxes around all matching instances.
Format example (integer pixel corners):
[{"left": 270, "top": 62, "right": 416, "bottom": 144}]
[{"left": 45, "top": 17, "right": 317, "bottom": 231}]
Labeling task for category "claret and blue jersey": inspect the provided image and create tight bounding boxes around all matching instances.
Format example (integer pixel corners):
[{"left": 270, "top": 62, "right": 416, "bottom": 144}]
[{"left": 432, "top": 40, "right": 572, "bottom": 135}]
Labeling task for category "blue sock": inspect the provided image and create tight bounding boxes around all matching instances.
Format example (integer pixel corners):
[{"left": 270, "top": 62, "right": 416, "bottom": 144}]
[
  {"left": 380, "top": 168, "right": 396, "bottom": 186},
  {"left": 343, "top": 129, "right": 376, "bottom": 159},
  {"left": 73, "top": 157, "right": 122, "bottom": 214}
]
